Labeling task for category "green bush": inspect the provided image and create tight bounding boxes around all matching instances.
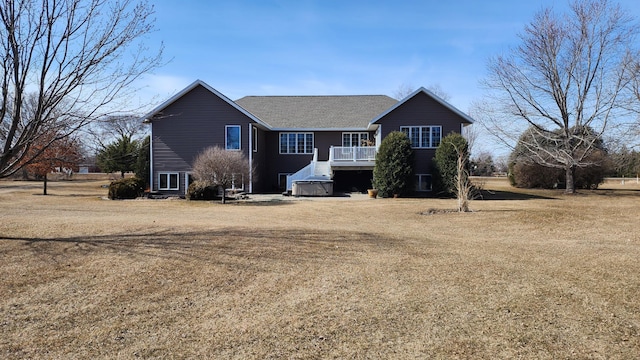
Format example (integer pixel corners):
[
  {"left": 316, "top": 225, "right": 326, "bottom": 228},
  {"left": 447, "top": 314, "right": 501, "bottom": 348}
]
[
  {"left": 509, "top": 126, "right": 608, "bottom": 190},
  {"left": 108, "top": 177, "right": 145, "bottom": 199},
  {"left": 509, "top": 150, "right": 608, "bottom": 190},
  {"left": 574, "top": 150, "right": 609, "bottom": 190},
  {"left": 372, "top": 131, "right": 414, "bottom": 197},
  {"left": 510, "top": 161, "right": 562, "bottom": 188},
  {"left": 432, "top": 132, "right": 469, "bottom": 196},
  {"left": 134, "top": 136, "right": 150, "bottom": 188},
  {"left": 186, "top": 180, "right": 219, "bottom": 200}
]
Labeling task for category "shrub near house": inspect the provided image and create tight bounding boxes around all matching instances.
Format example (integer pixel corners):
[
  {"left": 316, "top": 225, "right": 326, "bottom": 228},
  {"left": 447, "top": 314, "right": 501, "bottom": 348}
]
[
  {"left": 108, "top": 177, "right": 145, "bottom": 199},
  {"left": 372, "top": 131, "right": 414, "bottom": 197}
]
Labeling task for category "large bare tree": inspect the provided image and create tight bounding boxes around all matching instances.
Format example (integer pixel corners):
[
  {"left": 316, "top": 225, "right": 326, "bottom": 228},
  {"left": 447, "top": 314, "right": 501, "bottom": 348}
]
[
  {"left": 88, "top": 115, "right": 148, "bottom": 150},
  {"left": 0, "top": 0, "right": 162, "bottom": 178},
  {"left": 478, "top": 0, "right": 640, "bottom": 193}
]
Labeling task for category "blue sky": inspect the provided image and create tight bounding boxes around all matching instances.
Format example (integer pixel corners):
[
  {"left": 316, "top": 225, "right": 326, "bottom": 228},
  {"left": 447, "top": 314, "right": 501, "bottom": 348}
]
[{"left": 137, "top": 0, "right": 640, "bottom": 154}]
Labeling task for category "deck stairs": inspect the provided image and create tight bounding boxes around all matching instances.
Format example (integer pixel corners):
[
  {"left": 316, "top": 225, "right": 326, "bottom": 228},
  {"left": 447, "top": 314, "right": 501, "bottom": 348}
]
[
  {"left": 285, "top": 146, "right": 377, "bottom": 192},
  {"left": 285, "top": 149, "right": 332, "bottom": 191}
]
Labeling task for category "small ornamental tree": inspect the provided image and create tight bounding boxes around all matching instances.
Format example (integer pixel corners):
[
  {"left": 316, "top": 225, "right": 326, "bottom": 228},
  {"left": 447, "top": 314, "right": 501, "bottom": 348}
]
[
  {"left": 372, "top": 131, "right": 414, "bottom": 198},
  {"left": 191, "top": 146, "right": 251, "bottom": 204},
  {"left": 433, "top": 132, "right": 469, "bottom": 196},
  {"left": 24, "top": 134, "right": 82, "bottom": 195}
]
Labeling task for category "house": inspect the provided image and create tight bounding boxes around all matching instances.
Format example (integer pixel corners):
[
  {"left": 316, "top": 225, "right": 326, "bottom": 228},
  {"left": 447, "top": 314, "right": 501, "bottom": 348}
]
[{"left": 143, "top": 80, "right": 473, "bottom": 195}]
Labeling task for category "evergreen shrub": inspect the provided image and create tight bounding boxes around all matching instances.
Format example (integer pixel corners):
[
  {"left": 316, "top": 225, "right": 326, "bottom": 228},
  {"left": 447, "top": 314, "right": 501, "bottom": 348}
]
[
  {"left": 187, "top": 180, "right": 219, "bottom": 200},
  {"left": 108, "top": 177, "right": 145, "bottom": 199}
]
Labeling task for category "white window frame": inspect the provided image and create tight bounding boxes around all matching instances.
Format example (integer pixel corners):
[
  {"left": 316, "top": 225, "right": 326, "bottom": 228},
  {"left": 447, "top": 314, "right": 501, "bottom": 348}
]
[
  {"left": 229, "top": 173, "right": 245, "bottom": 191},
  {"left": 252, "top": 126, "right": 258, "bottom": 152},
  {"left": 278, "top": 173, "right": 292, "bottom": 190},
  {"left": 400, "top": 126, "right": 442, "bottom": 149},
  {"left": 225, "top": 125, "right": 241, "bottom": 151},
  {"left": 279, "top": 132, "right": 314, "bottom": 154},
  {"left": 415, "top": 174, "right": 433, "bottom": 192},
  {"left": 185, "top": 172, "right": 194, "bottom": 194},
  {"left": 158, "top": 172, "right": 179, "bottom": 190},
  {"left": 342, "top": 132, "right": 370, "bottom": 147}
]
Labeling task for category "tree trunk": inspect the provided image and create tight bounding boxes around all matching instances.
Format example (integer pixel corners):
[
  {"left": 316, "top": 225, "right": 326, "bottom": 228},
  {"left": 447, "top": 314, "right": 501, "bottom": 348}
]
[
  {"left": 456, "top": 149, "right": 470, "bottom": 212},
  {"left": 43, "top": 172, "right": 48, "bottom": 196},
  {"left": 565, "top": 165, "right": 575, "bottom": 194},
  {"left": 220, "top": 185, "right": 226, "bottom": 204}
]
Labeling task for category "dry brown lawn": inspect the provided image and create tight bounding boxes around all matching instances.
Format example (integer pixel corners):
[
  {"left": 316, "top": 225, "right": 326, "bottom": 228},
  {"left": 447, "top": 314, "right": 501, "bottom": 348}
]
[{"left": 1, "top": 178, "right": 639, "bottom": 359}]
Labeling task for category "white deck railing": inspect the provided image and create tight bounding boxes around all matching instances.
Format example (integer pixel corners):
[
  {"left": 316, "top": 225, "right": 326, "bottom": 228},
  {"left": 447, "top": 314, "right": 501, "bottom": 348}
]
[
  {"left": 286, "top": 163, "right": 313, "bottom": 191},
  {"left": 330, "top": 146, "right": 377, "bottom": 162},
  {"left": 286, "top": 148, "right": 320, "bottom": 190}
]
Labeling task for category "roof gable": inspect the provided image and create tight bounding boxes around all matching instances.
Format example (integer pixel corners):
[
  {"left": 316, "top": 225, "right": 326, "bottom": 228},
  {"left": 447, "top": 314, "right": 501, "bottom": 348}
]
[
  {"left": 235, "top": 95, "right": 397, "bottom": 129},
  {"left": 369, "top": 87, "right": 474, "bottom": 125},
  {"left": 142, "top": 80, "right": 268, "bottom": 127},
  {"left": 143, "top": 80, "right": 474, "bottom": 130}
]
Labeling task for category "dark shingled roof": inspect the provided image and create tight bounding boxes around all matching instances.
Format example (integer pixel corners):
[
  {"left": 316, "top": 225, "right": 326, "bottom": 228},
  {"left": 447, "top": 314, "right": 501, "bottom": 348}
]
[{"left": 235, "top": 95, "right": 398, "bottom": 129}]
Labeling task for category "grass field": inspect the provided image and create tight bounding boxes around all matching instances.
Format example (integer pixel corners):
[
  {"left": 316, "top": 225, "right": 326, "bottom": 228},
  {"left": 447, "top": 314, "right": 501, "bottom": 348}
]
[{"left": 1, "top": 178, "right": 639, "bottom": 359}]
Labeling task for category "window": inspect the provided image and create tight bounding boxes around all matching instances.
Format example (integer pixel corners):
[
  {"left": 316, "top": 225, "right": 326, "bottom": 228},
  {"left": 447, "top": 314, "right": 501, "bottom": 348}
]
[
  {"left": 278, "top": 173, "right": 292, "bottom": 191},
  {"left": 342, "top": 132, "right": 370, "bottom": 147},
  {"left": 228, "top": 174, "right": 244, "bottom": 190},
  {"left": 226, "top": 125, "right": 241, "bottom": 150},
  {"left": 159, "top": 173, "right": 179, "bottom": 190},
  {"left": 279, "top": 132, "right": 314, "bottom": 154},
  {"left": 252, "top": 126, "right": 258, "bottom": 152},
  {"left": 415, "top": 174, "right": 432, "bottom": 192},
  {"left": 185, "top": 173, "right": 194, "bottom": 190},
  {"left": 400, "top": 126, "right": 442, "bottom": 148}
]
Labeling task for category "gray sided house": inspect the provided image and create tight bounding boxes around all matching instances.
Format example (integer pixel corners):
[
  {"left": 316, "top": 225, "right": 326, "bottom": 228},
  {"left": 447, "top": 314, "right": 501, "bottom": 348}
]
[{"left": 143, "top": 80, "right": 473, "bottom": 195}]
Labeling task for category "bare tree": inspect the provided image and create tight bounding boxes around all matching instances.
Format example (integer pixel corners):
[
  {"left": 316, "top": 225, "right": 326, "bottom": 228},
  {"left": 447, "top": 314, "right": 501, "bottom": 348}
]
[
  {"left": 392, "top": 83, "right": 452, "bottom": 102},
  {"left": 478, "top": 0, "right": 640, "bottom": 193},
  {"left": 470, "top": 150, "right": 495, "bottom": 176},
  {"left": 192, "top": 146, "right": 252, "bottom": 204},
  {"left": 462, "top": 123, "right": 479, "bottom": 153},
  {"left": 392, "top": 83, "right": 415, "bottom": 100},
  {"left": 454, "top": 145, "right": 472, "bottom": 212},
  {"left": 426, "top": 84, "right": 452, "bottom": 102},
  {"left": 0, "top": 0, "right": 163, "bottom": 178},
  {"left": 88, "top": 115, "right": 148, "bottom": 151}
]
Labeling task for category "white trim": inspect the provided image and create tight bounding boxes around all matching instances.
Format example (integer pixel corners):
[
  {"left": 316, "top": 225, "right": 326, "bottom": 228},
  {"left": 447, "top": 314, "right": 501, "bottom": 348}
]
[
  {"left": 272, "top": 127, "right": 371, "bottom": 132},
  {"left": 225, "top": 125, "right": 241, "bottom": 151},
  {"left": 230, "top": 173, "right": 245, "bottom": 191},
  {"left": 401, "top": 125, "right": 442, "bottom": 149},
  {"left": 248, "top": 124, "right": 253, "bottom": 193},
  {"left": 184, "top": 172, "right": 193, "bottom": 195},
  {"left": 278, "top": 173, "right": 293, "bottom": 190},
  {"left": 341, "top": 132, "right": 370, "bottom": 147},
  {"left": 415, "top": 174, "right": 433, "bottom": 192},
  {"left": 279, "top": 132, "right": 314, "bottom": 154},
  {"left": 252, "top": 126, "right": 258, "bottom": 153},
  {"left": 149, "top": 132, "right": 154, "bottom": 191},
  {"left": 369, "top": 87, "right": 475, "bottom": 126},
  {"left": 158, "top": 172, "right": 180, "bottom": 190}
]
